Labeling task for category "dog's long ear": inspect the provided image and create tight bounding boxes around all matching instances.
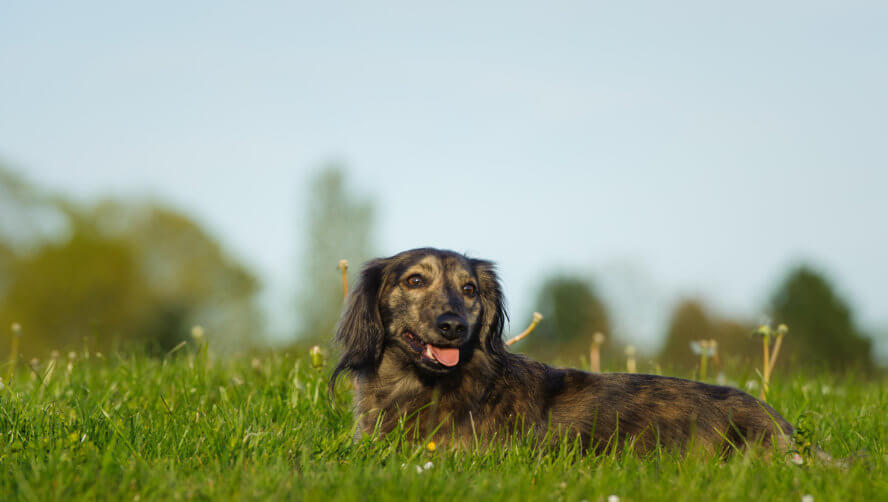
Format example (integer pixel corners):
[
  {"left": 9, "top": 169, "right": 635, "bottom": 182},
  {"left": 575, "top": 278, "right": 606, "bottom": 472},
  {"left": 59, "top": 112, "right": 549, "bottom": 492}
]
[
  {"left": 472, "top": 258, "right": 509, "bottom": 358},
  {"left": 329, "top": 258, "right": 387, "bottom": 396}
]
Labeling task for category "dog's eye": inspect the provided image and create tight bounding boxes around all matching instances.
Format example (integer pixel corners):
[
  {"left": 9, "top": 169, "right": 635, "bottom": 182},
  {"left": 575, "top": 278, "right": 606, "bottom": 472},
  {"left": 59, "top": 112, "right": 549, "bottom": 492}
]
[
  {"left": 462, "top": 283, "right": 476, "bottom": 297},
  {"left": 405, "top": 274, "right": 425, "bottom": 289}
]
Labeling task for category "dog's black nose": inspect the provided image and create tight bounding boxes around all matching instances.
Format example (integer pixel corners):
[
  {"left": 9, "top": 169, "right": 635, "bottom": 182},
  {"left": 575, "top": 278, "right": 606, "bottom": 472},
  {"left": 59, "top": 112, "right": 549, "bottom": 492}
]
[{"left": 436, "top": 313, "right": 467, "bottom": 340}]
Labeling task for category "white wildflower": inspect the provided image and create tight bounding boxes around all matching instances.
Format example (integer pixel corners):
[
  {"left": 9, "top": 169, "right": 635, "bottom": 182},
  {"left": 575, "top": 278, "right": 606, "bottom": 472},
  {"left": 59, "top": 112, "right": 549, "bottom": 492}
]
[
  {"left": 690, "top": 339, "right": 718, "bottom": 357},
  {"left": 801, "top": 495, "right": 814, "bottom": 502},
  {"left": 414, "top": 461, "right": 434, "bottom": 474},
  {"left": 608, "top": 495, "right": 621, "bottom": 502}
]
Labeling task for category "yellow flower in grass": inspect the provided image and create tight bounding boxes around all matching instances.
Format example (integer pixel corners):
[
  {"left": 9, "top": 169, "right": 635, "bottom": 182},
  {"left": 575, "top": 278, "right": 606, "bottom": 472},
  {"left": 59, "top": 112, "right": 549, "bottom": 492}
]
[{"left": 426, "top": 441, "right": 436, "bottom": 452}]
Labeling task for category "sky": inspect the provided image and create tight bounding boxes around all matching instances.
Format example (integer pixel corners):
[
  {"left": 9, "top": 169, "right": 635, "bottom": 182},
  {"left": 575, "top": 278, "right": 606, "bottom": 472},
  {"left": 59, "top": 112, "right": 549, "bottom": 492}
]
[{"left": 1, "top": 1, "right": 886, "bottom": 358}]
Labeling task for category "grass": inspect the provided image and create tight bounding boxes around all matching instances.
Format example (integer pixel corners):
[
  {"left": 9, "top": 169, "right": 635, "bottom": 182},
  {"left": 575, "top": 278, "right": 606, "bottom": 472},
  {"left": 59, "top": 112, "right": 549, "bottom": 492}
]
[{"left": 1, "top": 346, "right": 886, "bottom": 501}]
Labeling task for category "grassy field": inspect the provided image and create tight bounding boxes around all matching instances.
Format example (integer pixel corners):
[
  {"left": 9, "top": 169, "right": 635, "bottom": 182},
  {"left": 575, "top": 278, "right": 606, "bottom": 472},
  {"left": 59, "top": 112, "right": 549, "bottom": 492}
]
[{"left": 1, "top": 345, "right": 886, "bottom": 501}]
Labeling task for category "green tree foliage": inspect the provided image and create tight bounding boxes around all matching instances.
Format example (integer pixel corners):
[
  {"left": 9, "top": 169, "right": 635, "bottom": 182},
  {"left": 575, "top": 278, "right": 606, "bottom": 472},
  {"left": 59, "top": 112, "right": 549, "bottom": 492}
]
[
  {"left": 296, "top": 165, "right": 375, "bottom": 344},
  {"left": 84, "top": 202, "right": 262, "bottom": 351},
  {"left": 0, "top": 166, "right": 261, "bottom": 357},
  {"left": 0, "top": 167, "right": 67, "bottom": 254},
  {"left": 0, "top": 241, "right": 14, "bottom": 292},
  {"left": 1, "top": 232, "right": 144, "bottom": 356},
  {"left": 519, "top": 275, "right": 617, "bottom": 366},
  {"left": 770, "top": 266, "right": 872, "bottom": 370},
  {"left": 658, "top": 300, "right": 756, "bottom": 372}
]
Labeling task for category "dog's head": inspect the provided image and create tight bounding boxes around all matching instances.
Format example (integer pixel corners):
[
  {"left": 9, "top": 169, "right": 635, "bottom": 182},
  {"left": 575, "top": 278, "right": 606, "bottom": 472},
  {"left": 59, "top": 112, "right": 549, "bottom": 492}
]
[{"left": 330, "top": 248, "right": 507, "bottom": 389}]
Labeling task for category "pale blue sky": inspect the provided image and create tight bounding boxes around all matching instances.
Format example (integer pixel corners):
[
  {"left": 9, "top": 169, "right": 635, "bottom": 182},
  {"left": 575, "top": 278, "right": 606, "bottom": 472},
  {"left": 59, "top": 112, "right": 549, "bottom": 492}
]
[{"left": 2, "top": 1, "right": 886, "bottom": 357}]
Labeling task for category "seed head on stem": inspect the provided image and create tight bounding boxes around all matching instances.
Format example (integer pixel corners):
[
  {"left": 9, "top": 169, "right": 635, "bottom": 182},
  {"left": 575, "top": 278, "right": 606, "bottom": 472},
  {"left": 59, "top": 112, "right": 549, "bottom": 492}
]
[
  {"left": 309, "top": 345, "right": 325, "bottom": 369},
  {"left": 753, "top": 323, "right": 787, "bottom": 401},
  {"left": 191, "top": 325, "right": 205, "bottom": 341},
  {"left": 690, "top": 339, "right": 718, "bottom": 380},
  {"left": 625, "top": 345, "right": 637, "bottom": 373}
]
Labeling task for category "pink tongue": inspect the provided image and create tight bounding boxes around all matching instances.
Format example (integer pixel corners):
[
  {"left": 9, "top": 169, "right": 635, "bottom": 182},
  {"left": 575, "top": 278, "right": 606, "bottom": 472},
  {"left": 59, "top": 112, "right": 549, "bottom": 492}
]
[{"left": 428, "top": 345, "right": 460, "bottom": 367}]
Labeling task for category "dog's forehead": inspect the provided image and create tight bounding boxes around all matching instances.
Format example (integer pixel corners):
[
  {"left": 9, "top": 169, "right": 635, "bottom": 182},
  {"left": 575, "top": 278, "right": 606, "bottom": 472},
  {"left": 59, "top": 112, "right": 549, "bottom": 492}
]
[
  {"left": 397, "top": 252, "right": 474, "bottom": 281},
  {"left": 441, "top": 255, "right": 474, "bottom": 281}
]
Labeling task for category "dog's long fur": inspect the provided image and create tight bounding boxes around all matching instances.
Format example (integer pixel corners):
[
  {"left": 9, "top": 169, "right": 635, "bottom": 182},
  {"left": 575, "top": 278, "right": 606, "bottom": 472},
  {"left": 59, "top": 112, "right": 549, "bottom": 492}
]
[{"left": 330, "top": 248, "right": 794, "bottom": 454}]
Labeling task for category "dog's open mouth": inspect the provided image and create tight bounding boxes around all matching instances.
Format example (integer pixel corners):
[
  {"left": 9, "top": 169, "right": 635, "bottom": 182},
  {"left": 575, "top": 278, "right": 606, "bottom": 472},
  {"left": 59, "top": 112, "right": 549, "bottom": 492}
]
[{"left": 401, "top": 331, "right": 460, "bottom": 367}]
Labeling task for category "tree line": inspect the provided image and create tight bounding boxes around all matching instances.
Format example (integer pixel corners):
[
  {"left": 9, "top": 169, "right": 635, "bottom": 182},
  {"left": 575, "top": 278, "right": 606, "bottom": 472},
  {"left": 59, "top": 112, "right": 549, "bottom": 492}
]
[
  {"left": 0, "top": 166, "right": 261, "bottom": 357},
  {"left": 0, "top": 163, "right": 877, "bottom": 371},
  {"left": 521, "top": 268, "right": 874, "bottom": 373}
]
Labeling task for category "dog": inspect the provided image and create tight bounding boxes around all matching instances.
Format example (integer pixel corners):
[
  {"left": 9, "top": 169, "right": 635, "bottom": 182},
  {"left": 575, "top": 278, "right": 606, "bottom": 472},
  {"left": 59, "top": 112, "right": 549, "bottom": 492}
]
[{"left": 330, "top": 248, "right": 794, "bottom": 455}]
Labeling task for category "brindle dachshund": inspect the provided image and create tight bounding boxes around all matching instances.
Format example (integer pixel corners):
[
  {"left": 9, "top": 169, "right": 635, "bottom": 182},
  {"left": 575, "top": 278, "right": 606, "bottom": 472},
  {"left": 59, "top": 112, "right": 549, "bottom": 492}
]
[{"left": 330, "top": 248, "right": 795, "bottom": 456}]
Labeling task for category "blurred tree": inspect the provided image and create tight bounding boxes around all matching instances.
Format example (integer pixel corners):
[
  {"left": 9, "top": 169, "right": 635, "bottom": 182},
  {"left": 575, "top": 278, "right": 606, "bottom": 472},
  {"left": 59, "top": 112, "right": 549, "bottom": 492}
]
[
  {"left": 0, "top": 241, "right": 13, "bottom": 294},
  {"left": 519, "top": 275, "right": 617, "bottom": 367},
  {"left": 0, "top": 165, "right": 67, "bottom": 254},
  {"left": 84, "top": 201, "right": 262, "bottom": 352},
  {"left": 0, "top": 231, "right": 145, "bottom": 356},
  {"left": 0, "top": 165, "right": 261, "bottom": 357},
  {"left": 770, "top": 266, "right": 872, "bottom": 370},
  {"left": 296, "top": 165, "right": 376, "bottom": 345},
  {"left": 658, "top": 299, "right": 756, "bottom": 373}
]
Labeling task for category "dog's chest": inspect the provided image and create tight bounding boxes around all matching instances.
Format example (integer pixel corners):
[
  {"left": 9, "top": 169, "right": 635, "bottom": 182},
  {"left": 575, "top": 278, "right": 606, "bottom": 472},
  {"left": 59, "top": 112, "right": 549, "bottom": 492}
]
[{"left": 354, "top": 373, "right": 487, "bottom": 440}]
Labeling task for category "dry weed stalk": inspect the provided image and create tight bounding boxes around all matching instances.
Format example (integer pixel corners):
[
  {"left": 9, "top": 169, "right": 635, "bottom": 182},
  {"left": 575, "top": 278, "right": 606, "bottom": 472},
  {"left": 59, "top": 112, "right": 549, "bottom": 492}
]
[
  {"left": 589, "top": 332, "right": 606, "bottom": 373},
  {"left": 767, "top": 324, "right": 787, "bottom": 377},
  {"left": 505, "top": 312, "right": 543, "bottom": 346},
  {"left": 338, "top": 259, "right": 349, "bottom": 300},
  {"left": 7, "top": 323, "right": 22, "bottom": 382}
]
